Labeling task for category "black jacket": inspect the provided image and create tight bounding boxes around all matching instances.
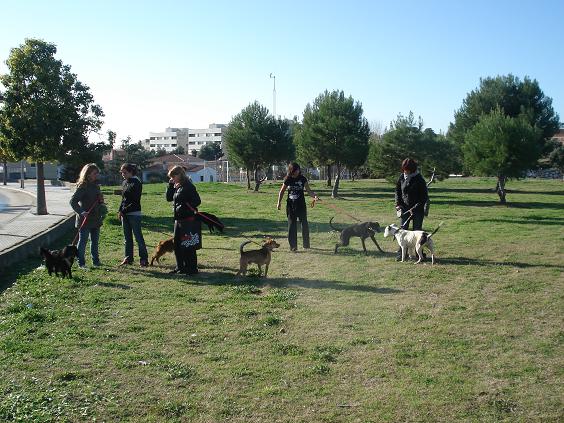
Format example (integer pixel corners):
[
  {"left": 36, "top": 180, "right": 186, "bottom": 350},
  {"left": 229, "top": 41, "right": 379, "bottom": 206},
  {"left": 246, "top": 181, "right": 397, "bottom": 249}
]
[
  {"left": 395, "top": 172, "right": 428, "bottom": 213},
  {"left": 166, "top": 180, "right": 201, "bottom": 220},
  {"left": 119, "top": 176, "right": 143, "bottom": 214}
]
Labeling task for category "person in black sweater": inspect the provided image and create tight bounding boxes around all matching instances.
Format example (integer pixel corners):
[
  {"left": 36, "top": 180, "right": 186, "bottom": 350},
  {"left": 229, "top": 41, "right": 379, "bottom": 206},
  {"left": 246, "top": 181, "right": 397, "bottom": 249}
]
[
  {"left": 394, "top": 158, "right": 429, "bottom": 259},
  {"left": 118, "top": 163, "right": 149, "bottom": 267},
  {"left": 166, "top": 165, "right": 202, "bottom": 275},
  {"left": 277, "top": 162, "right": 319, "bottom": 252}
]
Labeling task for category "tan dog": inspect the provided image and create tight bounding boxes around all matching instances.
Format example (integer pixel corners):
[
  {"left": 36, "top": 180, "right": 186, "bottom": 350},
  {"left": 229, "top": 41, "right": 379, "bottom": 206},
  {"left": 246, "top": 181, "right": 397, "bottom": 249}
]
[
  {"left": 150, "top": 238, "right": 175, "bottom": 266},
  {"left": 236, "top": 238, "right": 280, "bottom": 277}
]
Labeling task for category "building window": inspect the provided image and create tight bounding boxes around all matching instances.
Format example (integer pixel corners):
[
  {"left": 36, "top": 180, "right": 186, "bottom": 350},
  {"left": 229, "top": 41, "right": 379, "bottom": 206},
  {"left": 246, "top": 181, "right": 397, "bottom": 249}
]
[
  {"left": 189, "top": 134, "right": 195, "bottom": 137},
  {"left": 200, "top": 175, "right": 204, "bottom": 182}
]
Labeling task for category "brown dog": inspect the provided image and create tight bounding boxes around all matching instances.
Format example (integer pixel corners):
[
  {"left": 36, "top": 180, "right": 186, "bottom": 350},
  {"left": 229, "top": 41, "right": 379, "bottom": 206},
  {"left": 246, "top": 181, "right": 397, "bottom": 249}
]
[
  {"left": 150, "top": 238, "right": 175, "bottom": 266},
  {"left": 236, "top": 238, "right": 280, "bottom": 277}
]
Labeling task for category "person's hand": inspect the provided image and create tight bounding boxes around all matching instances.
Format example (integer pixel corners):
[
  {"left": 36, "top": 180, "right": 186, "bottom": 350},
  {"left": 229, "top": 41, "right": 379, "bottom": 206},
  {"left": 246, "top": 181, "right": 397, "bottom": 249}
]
[
  {"left": 395, "top": 205, "right": 401, "bottom": 211},
  {"left": 117, "top": 211, "right": 123, "bottom": 221}
]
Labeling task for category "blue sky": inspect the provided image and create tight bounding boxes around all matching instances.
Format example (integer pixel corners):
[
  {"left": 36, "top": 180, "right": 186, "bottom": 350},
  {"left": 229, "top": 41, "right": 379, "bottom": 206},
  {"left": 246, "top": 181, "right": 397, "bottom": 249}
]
[{"left": 1, "top": 0, "right": 563, "bottom": 142}]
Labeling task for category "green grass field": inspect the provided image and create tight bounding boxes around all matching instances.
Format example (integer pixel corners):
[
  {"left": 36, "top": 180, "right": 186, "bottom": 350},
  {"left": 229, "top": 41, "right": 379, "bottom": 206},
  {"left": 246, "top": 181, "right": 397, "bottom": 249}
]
[{"left": 1, "top": 178, "right": 563, "bottom": 422}]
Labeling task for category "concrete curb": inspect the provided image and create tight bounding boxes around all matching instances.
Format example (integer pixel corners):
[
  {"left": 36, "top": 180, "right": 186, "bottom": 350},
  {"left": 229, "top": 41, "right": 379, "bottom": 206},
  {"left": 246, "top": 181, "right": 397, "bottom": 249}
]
[{"left": 0, "top": 213, "right": 75, "bottom": 269}]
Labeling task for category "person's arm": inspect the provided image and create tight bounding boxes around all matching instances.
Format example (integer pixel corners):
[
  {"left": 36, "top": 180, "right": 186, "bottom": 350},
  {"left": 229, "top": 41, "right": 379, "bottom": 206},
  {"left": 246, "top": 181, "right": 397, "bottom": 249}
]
[
  {"left": 277, "top": 183, "right": 287, "bottom": 210},
  {"left": 304, "top": 181, "right": 319, "bottom": 201},
  {"left": 70, "top": 186, "right": 86, "bottom": 215},
  {"left": 166, "top": 180, "right": 175, "bottom": 202},
  {"left": 394, "top": 176, "right": 403, "bottom": 211}
]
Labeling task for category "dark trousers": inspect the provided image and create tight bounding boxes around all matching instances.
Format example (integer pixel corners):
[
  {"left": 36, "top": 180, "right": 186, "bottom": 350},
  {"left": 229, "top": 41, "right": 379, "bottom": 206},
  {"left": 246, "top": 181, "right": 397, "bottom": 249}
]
[
  {"left": 287, "top": 203, "right": 310, "bottom": 249},
  {"left": 400, "top": 210, "right": 424, "bottom": 231},
  {"left": 173, "top": 220, "right": 198, "bottom": 274},
  {"left": 122, "top": 214, "right": 148, "bottom": 263}
]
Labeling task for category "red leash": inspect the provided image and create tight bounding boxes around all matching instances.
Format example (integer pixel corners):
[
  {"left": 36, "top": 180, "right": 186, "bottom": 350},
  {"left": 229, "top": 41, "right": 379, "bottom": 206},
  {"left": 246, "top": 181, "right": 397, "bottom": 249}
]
[
  {"left": 184, "top": 202, "right": 225, "bottom": 229},
  {"left": 71, "top": 200, "right": 99, "bottom": 245}
]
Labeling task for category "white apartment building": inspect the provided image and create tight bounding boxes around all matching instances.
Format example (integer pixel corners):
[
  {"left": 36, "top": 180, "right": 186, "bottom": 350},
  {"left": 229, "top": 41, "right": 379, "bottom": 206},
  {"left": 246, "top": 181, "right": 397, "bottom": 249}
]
[{"left": 144, "top": 124, "right": 226, "bottom": 154}]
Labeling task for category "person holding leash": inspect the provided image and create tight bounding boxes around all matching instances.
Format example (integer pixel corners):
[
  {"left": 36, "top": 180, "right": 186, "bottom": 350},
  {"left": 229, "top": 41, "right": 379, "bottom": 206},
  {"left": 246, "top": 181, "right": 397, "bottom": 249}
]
[
  {"left": 277, "top": 162, "right": 319, "bottom": 252},
  {"left": 394, "top": 158, "right": 428, "bottom": 260},
  {"left": 70, "top": 163, "right": 105, "bottom": 269},
  {"left": 166, "top": 165, "right": 201, "bottom": 275},
  {"left": 117, "top": 163, "right": 149, "bottom": 267}
]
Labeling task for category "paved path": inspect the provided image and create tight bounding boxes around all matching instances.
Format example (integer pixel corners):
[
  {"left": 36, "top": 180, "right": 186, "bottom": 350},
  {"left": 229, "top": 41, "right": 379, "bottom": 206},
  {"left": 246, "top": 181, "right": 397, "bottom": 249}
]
[{"left": 0, "top": 181, "right": 75, "bottom": 257}]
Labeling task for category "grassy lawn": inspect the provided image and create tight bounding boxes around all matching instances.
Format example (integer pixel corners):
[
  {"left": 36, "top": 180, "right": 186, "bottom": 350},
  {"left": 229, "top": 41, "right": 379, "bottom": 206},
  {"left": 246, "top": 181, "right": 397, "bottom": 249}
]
[{"left": 1, "top": 177, "right": 563, "bottom": 422}]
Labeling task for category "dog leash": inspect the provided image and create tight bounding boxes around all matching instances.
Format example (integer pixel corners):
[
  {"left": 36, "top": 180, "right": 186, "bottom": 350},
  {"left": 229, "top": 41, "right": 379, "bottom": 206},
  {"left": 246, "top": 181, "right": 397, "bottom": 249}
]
[
  {"left": 71, "top": 199, "right": 100, "bottom": 245},
  {"left": 184, "top": 202, "right": 225, "bottom": 230}
]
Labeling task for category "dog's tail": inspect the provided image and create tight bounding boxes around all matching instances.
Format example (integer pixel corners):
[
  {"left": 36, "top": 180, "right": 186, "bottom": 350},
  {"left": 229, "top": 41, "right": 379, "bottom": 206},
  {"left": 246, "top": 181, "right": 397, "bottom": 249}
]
[
  {"left": 428, "top": 221, "right": 443, "bottom": 239},
  {"left": 240, "top": 240, "right": 253, "bottom": 254},
  {"left": 329, "top": 217, "right": 341, "bottom": 232}
]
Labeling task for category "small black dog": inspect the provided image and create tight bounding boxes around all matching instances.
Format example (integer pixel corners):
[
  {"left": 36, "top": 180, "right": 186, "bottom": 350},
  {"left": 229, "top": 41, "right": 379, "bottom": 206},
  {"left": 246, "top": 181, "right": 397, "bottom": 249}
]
[
  {"left": 40, "top": 245, "right": 79, "bottom": 278},
  {"left": 197, "top": 212, "right": 225, "bottom": 233},
  {"left": 330, "top": 217, "right": 384, "bottom": 254}
]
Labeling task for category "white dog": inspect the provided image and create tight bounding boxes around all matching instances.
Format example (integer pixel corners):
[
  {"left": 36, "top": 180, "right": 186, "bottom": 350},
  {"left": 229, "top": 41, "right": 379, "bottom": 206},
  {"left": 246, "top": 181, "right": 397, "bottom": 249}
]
[{"left": 383, "top": 223, "right": 442, "bottom": 264}]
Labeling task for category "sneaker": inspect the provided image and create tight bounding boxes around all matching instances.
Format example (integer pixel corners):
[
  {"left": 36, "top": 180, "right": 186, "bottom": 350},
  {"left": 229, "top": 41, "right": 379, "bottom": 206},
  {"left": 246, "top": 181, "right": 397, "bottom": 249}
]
[
  {"left": 140, "top": 259, "right": 149, "bottom": 267},
  {"left": 92, "top": 262, "right": 102, "bottom": 267},
  {"left": 290, "top": 247, "right": 297, "bottom": 252},
  {"left": 118, "top": 258, "right": 132, "bottom": 266},
  {"left": 168, "top": 268, "right": 181, "bottom": 274},
  {"left": 78, "top": 264, "right": 87, "bottom": 269}
]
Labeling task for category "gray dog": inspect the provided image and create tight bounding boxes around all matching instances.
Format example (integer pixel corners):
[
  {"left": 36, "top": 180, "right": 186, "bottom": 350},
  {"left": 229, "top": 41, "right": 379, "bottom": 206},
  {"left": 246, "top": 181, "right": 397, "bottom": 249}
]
[{"left": 330, "top": 217, "right": 384, "bottom": 254}]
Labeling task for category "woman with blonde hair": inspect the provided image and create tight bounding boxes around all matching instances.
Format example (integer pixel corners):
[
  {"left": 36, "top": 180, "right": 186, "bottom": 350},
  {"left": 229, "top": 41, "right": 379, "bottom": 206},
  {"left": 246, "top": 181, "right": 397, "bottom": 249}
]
[
  {"left": 166, "top": 166, "right": 201, "bottom": 275},
  {"left": 70, "top": 163, "right": 105, "bottom": 268}
]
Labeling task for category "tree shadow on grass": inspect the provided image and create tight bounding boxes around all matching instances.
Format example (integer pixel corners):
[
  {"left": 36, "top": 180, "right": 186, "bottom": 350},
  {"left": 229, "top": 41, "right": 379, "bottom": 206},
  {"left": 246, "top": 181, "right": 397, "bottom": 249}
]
[
  {"left": 123, "top": 264, "right": 403, "bottom": 294},
  {"left": 182, "top": 271, "right": 403, "bottom": 295},
  {"left": 475, "top": 216, "right": 564, "bottom": 226},
  {"left": 440, "top": 256, "right": 564, "bottom": 270},
  {"left": 431, "top": 199, "right": 563, "bottom": 210}
]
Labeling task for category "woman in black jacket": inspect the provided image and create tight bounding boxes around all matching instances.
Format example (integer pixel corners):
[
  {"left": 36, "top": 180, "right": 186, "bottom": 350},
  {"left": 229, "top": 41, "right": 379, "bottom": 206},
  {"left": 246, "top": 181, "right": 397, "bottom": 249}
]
[
  {"left": 166, "top": 165, "right": 202, "bottom": 275},
  {"left": 395, "top": 158, "right": 429, "bottom": 259},
  {"left": 118, "top": 163, "right": 149, "bottom": 267}
]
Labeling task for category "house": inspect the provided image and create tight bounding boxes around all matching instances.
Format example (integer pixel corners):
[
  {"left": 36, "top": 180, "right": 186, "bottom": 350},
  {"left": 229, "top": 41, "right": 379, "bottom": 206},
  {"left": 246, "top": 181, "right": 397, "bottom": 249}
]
[{"left": 141, "top": 154, "right": 217, "bottom": 183}]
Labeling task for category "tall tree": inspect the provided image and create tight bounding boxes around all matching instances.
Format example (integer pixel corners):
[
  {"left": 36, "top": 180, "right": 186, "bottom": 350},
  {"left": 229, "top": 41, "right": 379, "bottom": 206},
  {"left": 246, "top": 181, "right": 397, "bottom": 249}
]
[
  {"left": 224, "top": 101, "right": 294, "bottom": 191},
  {"left": 368, "top": 112, "right": 460, "bottom": 182},
  {"left": 448, "top": 74, "right": 560, "bottom": 173},
  {"left": 198, "top": 142, "right": 222, "bottom": 161},
  {"left": 0, "top": 39, "right": 103, "bottom": 214},
  {"left": 295, "top": 90, "right": 369, "bottom": 197},
  {"left": 463, "top": 108, "right": 541, "bottom": 203}
]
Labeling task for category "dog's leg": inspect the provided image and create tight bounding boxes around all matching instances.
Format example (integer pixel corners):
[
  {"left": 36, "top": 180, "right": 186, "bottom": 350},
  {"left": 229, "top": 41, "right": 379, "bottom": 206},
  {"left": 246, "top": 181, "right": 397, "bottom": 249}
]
[
  {"left": 264, "top": 264, "right": 269, "bottom": 278},
  {"left": 361, "top": 237, "right": 368, "bottom": 254},
  {"left": 257, "top": 264, "right": 262, "bottom": 277},
  {"left": 334, "top": 243, "right": 340, "bottom": 254},
  {"left": 370, "top": 234, "right": 384, "bottom": 253},
  {"left": 401, "top": 245, "right": 407, "bottom": 262},
  {"left": 415, "top": 243, "right": 423, "bottom": 264}
]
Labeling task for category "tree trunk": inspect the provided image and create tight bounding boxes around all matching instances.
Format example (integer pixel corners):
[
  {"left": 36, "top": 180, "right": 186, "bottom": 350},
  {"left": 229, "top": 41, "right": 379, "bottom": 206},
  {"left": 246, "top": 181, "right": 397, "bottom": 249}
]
[
  {"left": 246, "top": 169, "right": 251, "bottom": 190},
  {"left": 326, "top": 165, "right": 332, "bottom": 187},
  {"left": 496, "top": 175, "right": 507, "bottom": 204},
  {"left": 36, "top": 162, "right": 48, "bottom": 215},
  {"left": 2, "top": 160, "right": 7, "bottom": 185},
  {"left": 253, "top": 168, "right": 262, "bottom": 192},
  {"left": 331, "top": 165, "right": 341, "bottom": 198}
]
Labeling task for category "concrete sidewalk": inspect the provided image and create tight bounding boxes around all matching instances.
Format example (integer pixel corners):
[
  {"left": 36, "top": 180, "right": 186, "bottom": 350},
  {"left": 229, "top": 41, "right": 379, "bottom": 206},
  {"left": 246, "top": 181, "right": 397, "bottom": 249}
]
[{"left": 0, "top": 181, "right": 75, "bottom": 268}]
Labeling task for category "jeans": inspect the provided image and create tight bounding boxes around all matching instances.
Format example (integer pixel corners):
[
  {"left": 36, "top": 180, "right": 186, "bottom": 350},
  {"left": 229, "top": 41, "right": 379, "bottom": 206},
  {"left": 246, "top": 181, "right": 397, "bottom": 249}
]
[
  {"left": 122, "top": 214, "right": 148, "bottom": 263},
  {"left": 77, "top": 227, "right": 100, "bottom": 266},
  {"left": 287, "top": 203, "right": 310, "bottom": 250}
]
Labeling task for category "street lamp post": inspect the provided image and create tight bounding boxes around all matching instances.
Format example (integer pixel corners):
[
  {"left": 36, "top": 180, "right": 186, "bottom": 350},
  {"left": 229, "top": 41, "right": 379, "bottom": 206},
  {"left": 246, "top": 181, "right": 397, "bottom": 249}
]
[{"left": 269, "top": 73, "right": 276, "bottom": 118}]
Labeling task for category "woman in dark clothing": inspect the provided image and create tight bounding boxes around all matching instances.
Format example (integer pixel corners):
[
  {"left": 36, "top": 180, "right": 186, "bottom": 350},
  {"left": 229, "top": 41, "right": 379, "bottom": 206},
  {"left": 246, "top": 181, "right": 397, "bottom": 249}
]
[
  {"left": 166, "top": 165, "right": 202, "bottom": 275},
  {"left": 395, "top": 158, "right": 429, "bottom": 259},
  {"left": 277, "top": 162, "right": 319, "bottom": 252},
  {"left": 70, "top": 163, "right": 105, "bottom": 268},
  {"left": 118, "top": 163, "right": 149, "bottom": 267}
]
